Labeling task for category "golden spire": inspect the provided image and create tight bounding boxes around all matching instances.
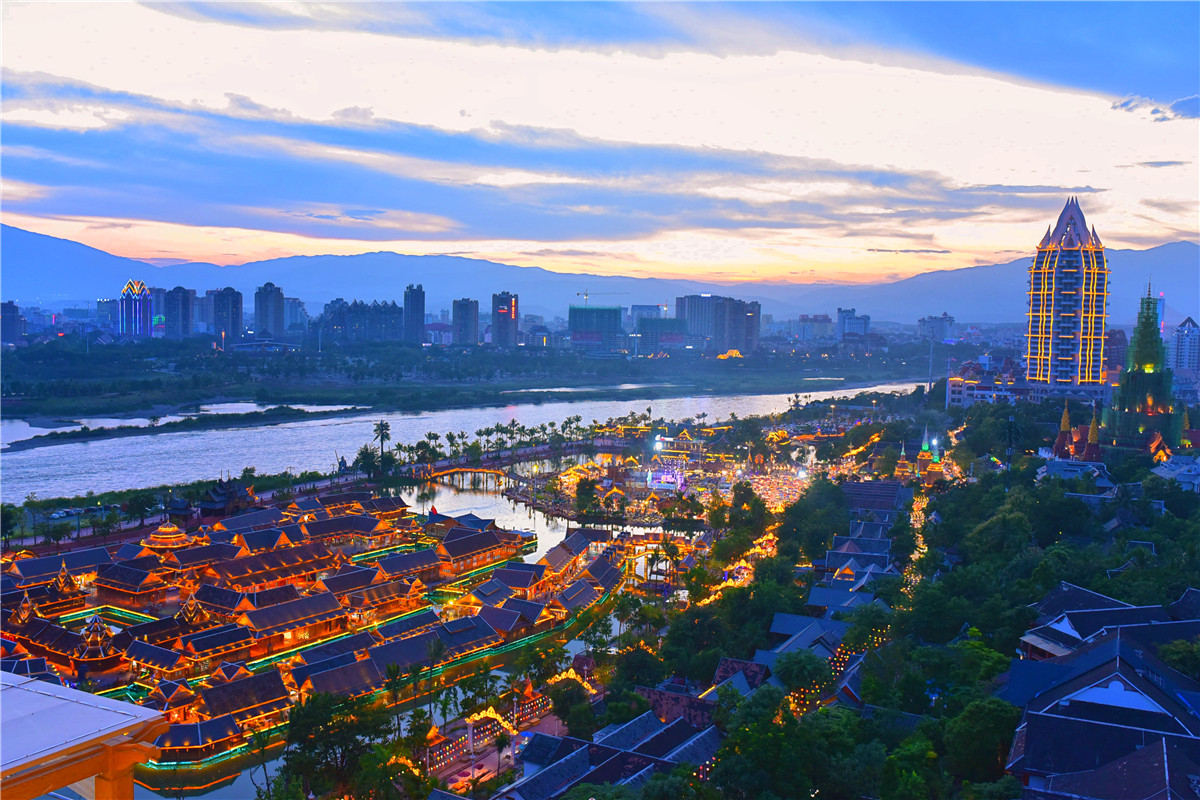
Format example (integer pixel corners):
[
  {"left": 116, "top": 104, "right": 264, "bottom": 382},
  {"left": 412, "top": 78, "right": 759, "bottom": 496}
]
[
  {"left": 1060, "top": 402, "right": 1071, "bottom": 432},
  {"left": 1088, "top": 411, "right": 1100, "bottom": 445},
  {"left": 1184, "top": 408, "right": 1191, "bottom": 431}
]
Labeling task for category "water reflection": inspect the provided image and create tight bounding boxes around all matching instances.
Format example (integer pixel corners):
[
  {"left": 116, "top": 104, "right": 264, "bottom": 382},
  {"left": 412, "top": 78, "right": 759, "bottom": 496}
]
[{"left": 1, "top": 383, "right": 918, "bottom": 502}]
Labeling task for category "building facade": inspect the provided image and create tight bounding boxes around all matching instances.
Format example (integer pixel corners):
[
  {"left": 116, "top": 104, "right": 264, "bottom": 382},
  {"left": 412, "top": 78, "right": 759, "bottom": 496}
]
[
  {"left": 568, "top": 306, "right": 624, "bottom": 350},
  {"left": 917, "top": 312, "right": 955, "bottom": 341},
  {"left": 1, "top": 301, "right": 23, "bottom": 342},
  {"left": 491, "top": 292, "right": 519, "bottom": 347},
  {"left": 836, "top": 307, "right": 870, "bottom": 341},
  {"left": 451, "top": 298, "right": 479, "bottom": 345},
  {"left": 119, "top": 279, "right": 153, "bottom": 338},
  {"left": 212, "top": 287, "right": 243, "bottom": 346},
  {"left": 403, "top": 284, "right": 425, "bottom": 345},
  {"left": 1172, "top": 316, "right": 1199, "bottom": 372},
  {"left": 254, "top": 282, "right": 286, "bottom": 338},
  {"left": 283, "top": 297, "right": 308, "bottom": 332},
  {"left": 164, "top": 286, "right": 196, "bottom": 339},
  {"left": 675, "top": 294, "right": 761, "bottom": 353},
  {"left": 1025, "top": 197, "right": 1109, "bottom": 392}
]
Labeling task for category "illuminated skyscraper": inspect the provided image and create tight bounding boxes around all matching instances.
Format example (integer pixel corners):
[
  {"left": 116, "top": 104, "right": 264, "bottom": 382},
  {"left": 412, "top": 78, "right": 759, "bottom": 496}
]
[
  {"left": 1025, "top": 197, "right": 1109, "bottom": 391},
  {"left": 118, "top": 279, "right": 153, "bottom": 338},
  {"left": 491, "top": 292, "right": 519, "bottom": 347}
]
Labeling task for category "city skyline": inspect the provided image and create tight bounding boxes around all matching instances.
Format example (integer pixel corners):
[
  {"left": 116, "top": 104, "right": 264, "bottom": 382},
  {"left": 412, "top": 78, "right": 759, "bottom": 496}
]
[{"left": 2, "top": 2, "right": 1197, "bottom": 285}]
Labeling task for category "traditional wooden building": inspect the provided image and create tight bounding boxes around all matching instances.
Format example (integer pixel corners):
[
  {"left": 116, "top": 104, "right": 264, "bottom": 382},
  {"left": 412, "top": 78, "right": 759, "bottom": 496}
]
[
  {"left": 92, "top": 564, "right": 169, "bottom": 610},
  {"left": 206, "top": 541, "right": 339, "bottom": 592},
  {"left": 155, "top": 714, "right": 241, "bottom": 763},
  {"left": 343, "top": 577, "right": 426, "bottom": 624},
  {"left": 374, "top": 548, "right": 443, "bottom": 585},
  {"left": 174, "top": 624, "right": 255, "bottom": 675},
  {"left": 197, "top": 669, "right": 291, "bottom": 730},
  {"left": 436, "top": 528, "right": 518, "bottom": 578},
  {"left": 237, "top": 591, "right": 349, "bottom": 656}
]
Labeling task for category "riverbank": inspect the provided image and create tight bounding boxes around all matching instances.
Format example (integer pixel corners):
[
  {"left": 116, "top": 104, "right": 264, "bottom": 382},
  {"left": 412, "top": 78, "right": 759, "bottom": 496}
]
[{"left": 3, "top": 371, "right": 927, "bottom": 453}]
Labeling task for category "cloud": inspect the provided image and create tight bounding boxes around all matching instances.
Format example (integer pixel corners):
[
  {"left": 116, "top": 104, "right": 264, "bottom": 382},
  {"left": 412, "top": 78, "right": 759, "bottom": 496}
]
[
  {"left": 1117, "top": 161, "right": 1191, "bottom": 169},
  {"left": 1113, "top": 94, "right": 1200, "bottom": 122},
  {"left": 1141, "top": 198, "right": 1200, "bottom": 215},
  {"left": 866, "top": 248, "right": 951, "bottom": 254}
]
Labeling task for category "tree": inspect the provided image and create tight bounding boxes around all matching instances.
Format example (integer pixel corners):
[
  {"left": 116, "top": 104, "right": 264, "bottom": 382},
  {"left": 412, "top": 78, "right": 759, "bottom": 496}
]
[
  {"left": 772, "top": 648, "right": 834, "bottom": 695},
  {"left": 374, "top": 420, "right": 391, "bottom": 454},
  {"left": 493, "top": 730, "right": 511, "bottom": 774},
  {"left": 384, "top": 662, "right": 404, "bottom": 734},
  {"left": 579, "top": 611, "right": 613, "bottom": 656},
  {"left": 354, "top": 444, "right": 380, "bottom": 480},
  {"left": 943, "top": 698, "right": 1021, "bottom": 782},
  {"left": 125, "top": 491, "right": 155, "bottom": 526},
  {"left": 1, "top": 503, "right": 20, "bottom": 546},
  {"left": 1157, "top": 637, "right": 1200, "bottom": 681},
  {"left": 283, "top": 692, "right": 391, "bottom": 797},
  {"left": 575, "top": 477, "right": 598, "bottom": 515},
  {"left": 875, "top": 446, "right": 900, "bottom": 476}
]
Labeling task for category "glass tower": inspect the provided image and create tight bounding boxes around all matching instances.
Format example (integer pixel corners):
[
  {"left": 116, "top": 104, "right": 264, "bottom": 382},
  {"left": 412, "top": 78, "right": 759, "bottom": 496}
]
[{"left": 1025, "top": 197, "right": 1109, "bottom": 387}]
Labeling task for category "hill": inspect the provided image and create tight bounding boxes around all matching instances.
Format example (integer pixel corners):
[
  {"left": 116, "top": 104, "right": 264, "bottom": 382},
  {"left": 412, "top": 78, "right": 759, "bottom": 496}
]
[{"left": 1, "top": 225, "right": 1195, "bottom": 324}]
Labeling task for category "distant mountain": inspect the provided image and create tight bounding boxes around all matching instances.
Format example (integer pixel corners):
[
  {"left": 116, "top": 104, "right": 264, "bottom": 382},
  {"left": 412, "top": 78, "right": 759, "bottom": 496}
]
[{"left": 2, "top": 225, "right": 1195, "bottom": 324}]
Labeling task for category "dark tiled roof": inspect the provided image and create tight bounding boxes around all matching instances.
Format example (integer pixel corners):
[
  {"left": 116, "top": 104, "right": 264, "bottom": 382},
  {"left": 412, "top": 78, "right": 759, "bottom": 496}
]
[
  {"left": 304, "top": 514, "right": 385, "bottom": 540},
  {"left": 492, "top": 567, "right": 538, "bottom": 590},
  {"left": 557, "top": 580, "right": 599, "bottom": 611},
  {"left": 242, "top": 584, "right": 304, "bottom": 608},
  {"left": 471, "top": 579, "right": 514, "bottom": 606},
  {"left": 93, "top": 564, "right": 166, "bottom": 593},
  {"left": 502, "top": 561, "right": 548, "bottom": 581},
  {"left": 179, "top": 624, "right": 254, "bottom": 656},
  {"left": 210, "top": 541, "right": 334, "bottom": 588},
  {"left": 439, "top": 529, "right": 504, "bottom": 560},
  {"left": 502, "top": 598, "right": 550, "bottom": 624},
  {"left": 435, "top": 615, "right": 500, "bottom": 655},
  {"left": 346, "top": 578, "right": 421, "bottom": 608},
  {"left": 126, "top": 639, "right": 187, "bottom": 670},
  {"left": 1031, "top": 581, "right": 1131, "bottom": 624},
  {"left": 8, "top": 548, "right": 112, "bottom": 583},
  {"left": 375, "top": 609, "right": 441, "bottom": 642},
  {"left": 290, "top": 652, "right": 357, "bottom": 687},
  {"left": 369, "top": 630, "right": 439, "bottom": 673},
  {"left": 200, "top": 670, "right": 290, "bottom": 722},
  {"left": 193, "top": 583, "right": 243, "bottom": 614},
  {"left": 241, "top": 592, "right": 347, "bottom": 638},
  {"left": 582, "top": 555, "right": 623, "bottom": 593},
  {"left": 376, "top": 548, "right": 441, "bottom": 577},
  {"left": 293, "top": 631, "right": 378, "bottom": 665},
  {"left": 632, "top": 717, "right": 697, "bottom": 758},
  {"left": 304, "top": 658, "right": 382, "bottom": 698},
  {"left": 236, "top": 528, "right": 290, "bottom": 553},
  {"left": 167, "top": 543, "right": 245, "bottom": 569},
  {"left": 539, "top": 543, "right": 577, "bottom": 573},
  {"left": 476, "top": 605, "right": 523, "bottom": 633},
  {"left": 218, "top": 508, "right": 288, "bottom": 530},
  {"left": 156, "top": 714, "right": 240, "bottom": 749},
  {"left": 318, "top": 566, "right": 380, "bottom": 596},
  {"left": 1170, "top": 587, "right": 1200, "bottom": 621},
  {"left": 595, "top": 710, "right": 665, "bottom": 749}
]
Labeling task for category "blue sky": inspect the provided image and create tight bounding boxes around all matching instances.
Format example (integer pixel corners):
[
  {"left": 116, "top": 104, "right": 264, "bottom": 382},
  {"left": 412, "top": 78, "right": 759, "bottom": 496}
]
[{"left": 2, "top": 1, "right": 1196, "bottom": 281}]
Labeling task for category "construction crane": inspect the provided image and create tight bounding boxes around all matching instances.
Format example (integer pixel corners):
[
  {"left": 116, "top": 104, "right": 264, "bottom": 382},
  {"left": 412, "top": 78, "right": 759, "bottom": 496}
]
[{"left": 576, "top": 290, "right": 629, "bottom": 307}]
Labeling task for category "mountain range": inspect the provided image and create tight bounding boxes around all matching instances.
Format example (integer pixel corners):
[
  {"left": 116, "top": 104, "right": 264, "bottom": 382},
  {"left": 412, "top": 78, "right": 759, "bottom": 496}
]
[{"left": 1, "top": 225, "right": 1196, "bottom": 325}]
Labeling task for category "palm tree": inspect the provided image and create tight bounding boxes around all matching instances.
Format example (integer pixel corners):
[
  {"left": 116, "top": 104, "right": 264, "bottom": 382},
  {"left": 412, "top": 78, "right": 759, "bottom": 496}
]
[
  {"left": 384, "top": 662, "right": 404, "bottom": 734},
  {"left": 374, "top": 420, "right": 391, "bottom": 454},
  {"left": 661, "top": 540, "right": 681, "bottom": 587},
  {"left": 494, "top": 730, "right": 512, "bottom": 775},
  {"left": 613, "top": 593, "right": 640, "bottom": 640}
]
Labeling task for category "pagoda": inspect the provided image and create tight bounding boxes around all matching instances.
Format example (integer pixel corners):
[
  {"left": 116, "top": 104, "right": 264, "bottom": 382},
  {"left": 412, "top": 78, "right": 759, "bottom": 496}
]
[{"left": 1107, "top": 288, "right": 1182, "bottom": 450}]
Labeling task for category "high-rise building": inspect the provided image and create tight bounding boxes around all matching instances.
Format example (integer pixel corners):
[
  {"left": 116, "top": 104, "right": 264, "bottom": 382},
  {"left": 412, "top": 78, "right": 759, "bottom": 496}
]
[
  {"left": 1025, "top": 197, "right": 1109, "bottom": 390},
  {"left": 320, "top": 299, "right": 403, "bottom": 341},
  {"left": 195, "top": 290, "right": 217, "bottom": 332},
  {"left": 491, "top": 292, "right": 519, "bottom": 347},
  {"left": 212, "top": 287, "right": 243, "bottom": 346},
  {"left": 164, "top": 286, "right": 196, "bottom": 339},
  {"left": 254, "top": 282, "right": 286, "bottom": 338},
  {"left": 452, "top": 298, "right": 479, "bottom": 345},
  {"left": 636, "top": 317, "right": 687, "bottom": 352},
  {"left": 630, "top": 304, "right": 666, "bottom": 329},
  {"left": 836, "top": 307, "right": 870, "bottom": 340},
  {"left": 284, "top": 298, "right": 308, "bottom": 332},
  {"left": 118, "top": 279, "right": 153, "bottom": 338},
  {"left": 1173, "top": 317, "right": 1200, "bottom": 372},
  {"left": 1, "top": 301, "right": 23, "bottom": 342},
  {"left": 403, "top": 284, "right": 425, "bottom": 344},
  {"left": 1104, "top": 329, "right": 1128, "bottom": 372},
  {"left": 569, "top": 306, "right": 624, "bottom": 350},
  {"left": 675, "top": 294, "right": 761, "bottom": 353},
  {"left": 96, "top": 298, "right": 119, "bottom": 330},
  {"left": 918, "top": 312, "right": 956, "bottom": 341}
]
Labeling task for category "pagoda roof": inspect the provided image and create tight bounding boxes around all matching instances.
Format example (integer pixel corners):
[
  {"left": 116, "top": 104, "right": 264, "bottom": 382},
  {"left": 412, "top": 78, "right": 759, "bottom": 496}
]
[{"left": 1039, "top": 196, "right": 1102, "bottom": 249}]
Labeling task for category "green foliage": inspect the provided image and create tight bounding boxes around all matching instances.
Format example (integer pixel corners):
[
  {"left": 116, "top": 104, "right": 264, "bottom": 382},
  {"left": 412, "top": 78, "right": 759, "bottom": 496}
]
[
  {"left": 1157, "top": 637, "right": 1200, "bottom": 681},
  {"left": 772, "top": 648, "right": 834, "bottom": 694},
  {"left": 779, "top": 476, "right": 849, "bottom": 563},
  {"left": 281, "top": 692, "right": 391, "bottom": 796},
  {"left": 943, "top": 698, "right": 1021, "bottom": 783}
]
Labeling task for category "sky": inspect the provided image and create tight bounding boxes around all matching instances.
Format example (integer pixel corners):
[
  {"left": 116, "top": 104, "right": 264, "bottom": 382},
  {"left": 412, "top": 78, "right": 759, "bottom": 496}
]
[{"left": 2, "top": 1, "right": 1197, "bottom": 284}]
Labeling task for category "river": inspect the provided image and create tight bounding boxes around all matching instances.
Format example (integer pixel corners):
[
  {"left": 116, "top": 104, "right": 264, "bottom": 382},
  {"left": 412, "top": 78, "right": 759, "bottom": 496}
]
[{"left": 0, "top": 381, "right": 920, "bottom": 503}]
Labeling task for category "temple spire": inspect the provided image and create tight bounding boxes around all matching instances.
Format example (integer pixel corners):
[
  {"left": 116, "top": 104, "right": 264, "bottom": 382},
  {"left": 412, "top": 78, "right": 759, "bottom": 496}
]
[{"left": 1060, "top": 401, "right": 1071, "bottom": 432}]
